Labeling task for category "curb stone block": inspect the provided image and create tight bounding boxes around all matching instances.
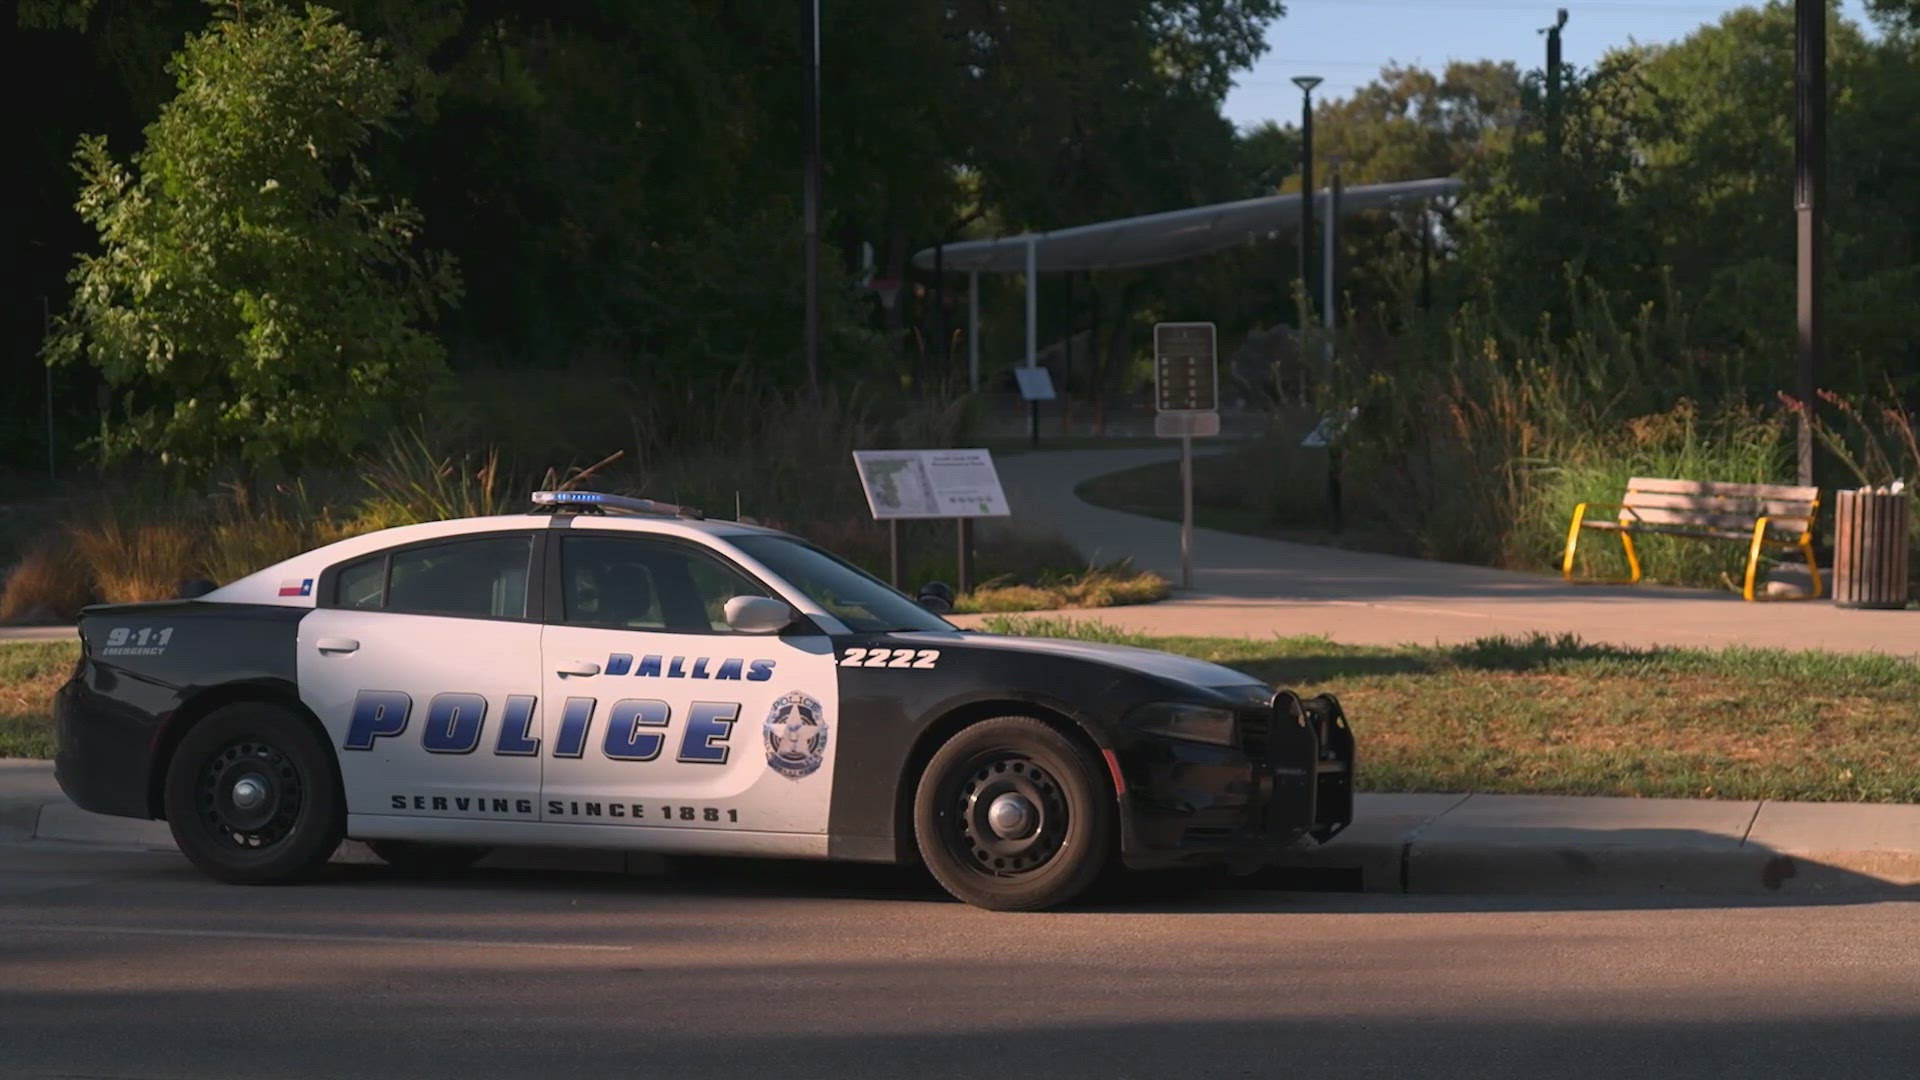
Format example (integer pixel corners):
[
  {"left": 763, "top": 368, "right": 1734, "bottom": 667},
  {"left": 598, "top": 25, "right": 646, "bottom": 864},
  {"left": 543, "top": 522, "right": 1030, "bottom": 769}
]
[
  {"left": 1404, "top": 842, "right": 1784, "bottom": 895},
  {"left": 1271, "top": 792, "right": 1472, "bottom": 891},
  {"left": 1745, "top": 801, "right": 1920, "bottom": 893}
]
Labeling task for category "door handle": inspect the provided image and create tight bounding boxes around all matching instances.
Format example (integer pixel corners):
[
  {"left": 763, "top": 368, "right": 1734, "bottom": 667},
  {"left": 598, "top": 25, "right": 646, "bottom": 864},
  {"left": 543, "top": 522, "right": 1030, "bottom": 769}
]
[
  {"left": 315, "top": 637, "right": 360, "bottom": 655},
  {"left": 555, "top": 660, "right": 601, "bottom": 677}
]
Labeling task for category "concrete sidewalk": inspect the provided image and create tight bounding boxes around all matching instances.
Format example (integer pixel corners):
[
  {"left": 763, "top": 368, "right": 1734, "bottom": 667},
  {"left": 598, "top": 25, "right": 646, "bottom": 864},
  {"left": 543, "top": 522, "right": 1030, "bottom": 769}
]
[
  {"left": 0, "top": 625, "right": 78, "bottom": 642},
  {"left": 967, "top": 448, "right": 1919, "bottom": 655},
  {"left": 4, "top": 759, "right": 1915, "bottom": 897}
]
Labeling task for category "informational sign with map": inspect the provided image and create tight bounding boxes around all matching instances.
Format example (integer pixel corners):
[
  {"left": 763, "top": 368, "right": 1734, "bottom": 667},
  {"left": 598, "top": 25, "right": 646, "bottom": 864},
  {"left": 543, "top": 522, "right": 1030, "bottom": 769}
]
[{"left": 852, "top": 449, "right": 1011, "bottom": 520}]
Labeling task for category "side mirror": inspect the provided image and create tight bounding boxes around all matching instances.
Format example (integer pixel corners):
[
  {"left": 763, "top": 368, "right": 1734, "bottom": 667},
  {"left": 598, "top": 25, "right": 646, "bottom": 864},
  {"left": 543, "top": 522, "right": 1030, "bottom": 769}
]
[
  {"left": 916, "top": 581, "right": 955, "bottom": 614},
  {"left": 724, "top": 595, "right": 796, "bottom": 634}
]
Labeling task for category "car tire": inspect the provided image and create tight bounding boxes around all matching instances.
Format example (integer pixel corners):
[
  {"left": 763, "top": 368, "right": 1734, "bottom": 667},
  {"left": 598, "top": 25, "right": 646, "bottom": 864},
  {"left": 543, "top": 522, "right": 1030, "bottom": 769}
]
[
  {"left": 913, "top": 716, "right": 1115, "bottom": 911},
  {"left": 366, "top": 839, "right": 492, "bottom": 876},
  {"left": 163, "top": 702, "right": 344, "bottom": 885}
]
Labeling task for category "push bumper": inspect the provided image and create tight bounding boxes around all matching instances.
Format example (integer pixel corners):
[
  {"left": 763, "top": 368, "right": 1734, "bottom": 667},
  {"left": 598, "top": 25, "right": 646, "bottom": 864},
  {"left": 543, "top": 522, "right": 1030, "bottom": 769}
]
[{"left": 1116, "top": 692, "right": 1354, "bottom": 871}]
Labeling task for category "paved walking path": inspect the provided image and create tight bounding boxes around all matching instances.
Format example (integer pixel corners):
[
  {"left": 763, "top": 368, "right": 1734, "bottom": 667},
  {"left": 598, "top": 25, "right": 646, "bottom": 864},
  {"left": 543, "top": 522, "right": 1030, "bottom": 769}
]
[{"left": 960, "top": 448, "right": 1918, "bottom": 655}]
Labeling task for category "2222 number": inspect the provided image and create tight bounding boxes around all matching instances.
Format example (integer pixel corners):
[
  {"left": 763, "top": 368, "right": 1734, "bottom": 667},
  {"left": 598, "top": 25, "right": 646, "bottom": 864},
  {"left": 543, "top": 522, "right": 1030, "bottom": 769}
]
[{"left": 838, "top": 647, "right": 939, "bottom": 669}]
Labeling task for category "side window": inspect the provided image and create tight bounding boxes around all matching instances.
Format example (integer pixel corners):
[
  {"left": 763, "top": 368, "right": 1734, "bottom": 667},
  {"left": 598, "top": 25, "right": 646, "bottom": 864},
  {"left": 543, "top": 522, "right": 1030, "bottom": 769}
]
[
  {"left": 334, "top": 555, "right": 386, "bottom": 610},
  {"left": 385, "top": 535, "right": 532, "bottom": 619},
  {"left": 562, "top": 535, "right": 767, "bottom": 633}
]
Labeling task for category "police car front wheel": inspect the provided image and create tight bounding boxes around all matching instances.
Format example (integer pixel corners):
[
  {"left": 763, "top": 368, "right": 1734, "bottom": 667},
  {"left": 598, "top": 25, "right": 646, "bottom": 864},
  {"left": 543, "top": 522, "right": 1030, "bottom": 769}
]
[
  {"left": 162, "top": 702, "right": 344, "bottom": 884},
  {"left": 913, "top": 717, "right": 1115, "bottom": 911}
]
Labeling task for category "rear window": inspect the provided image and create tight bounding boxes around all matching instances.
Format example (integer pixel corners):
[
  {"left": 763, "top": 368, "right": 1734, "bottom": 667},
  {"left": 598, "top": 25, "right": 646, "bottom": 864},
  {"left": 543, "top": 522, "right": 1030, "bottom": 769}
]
[
  {"left": 334, "top": 556, "right": 385, "bottom": 609},
  {"left": 329, "top": 534, "right": 532, "bottom": 619}
]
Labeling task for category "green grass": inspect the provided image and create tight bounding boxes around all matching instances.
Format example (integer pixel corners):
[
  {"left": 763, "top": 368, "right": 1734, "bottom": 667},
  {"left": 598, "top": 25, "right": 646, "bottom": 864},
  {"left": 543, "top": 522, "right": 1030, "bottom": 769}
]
[
  {"left": 1, "top": 642, "right": 77, "bottom": 759},
  {"left": 979, "top": 617, "right": 1920, "bottom": 803}
]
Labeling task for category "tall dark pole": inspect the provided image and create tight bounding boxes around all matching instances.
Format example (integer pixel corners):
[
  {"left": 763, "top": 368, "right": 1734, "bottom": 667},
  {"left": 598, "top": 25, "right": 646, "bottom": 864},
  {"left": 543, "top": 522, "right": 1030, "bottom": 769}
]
[
  {"left": 801, "top": 0, "right": 822, "bottom": 395},
  {"left": 1543, "top": 9, "right": 1567, "bottom": 153},
  {"left": 1293, "top": 76, "right": 1321, "bottom": 320},
  {"left": 1794, "top": 0, "right": 1824, "bottom": 486},
  {"left": 933, "top": 241, "right": 946, "bottom": 375},
  {"left": 42, "top": 296, "right": 55, "bottom": 478}
]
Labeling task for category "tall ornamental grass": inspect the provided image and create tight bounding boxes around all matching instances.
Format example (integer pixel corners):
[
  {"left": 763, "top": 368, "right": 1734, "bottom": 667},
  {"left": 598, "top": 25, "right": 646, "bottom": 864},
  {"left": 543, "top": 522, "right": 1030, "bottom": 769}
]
[{"left": 1320, "top": 280, "right": 1798, "bottom": 587}]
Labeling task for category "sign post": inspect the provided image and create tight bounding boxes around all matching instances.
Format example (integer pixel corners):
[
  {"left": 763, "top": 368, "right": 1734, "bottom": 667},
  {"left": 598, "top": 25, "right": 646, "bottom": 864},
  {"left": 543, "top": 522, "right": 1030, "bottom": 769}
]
[
  {"left": 1013, "top": 367, "right": 1056, "bottom": 450},
  {"left": 852, "top": 449, "right": 1012, "bottom": 594},
  {"left": 1153, "top": 322, "right": 1219, "bottom": 591}
]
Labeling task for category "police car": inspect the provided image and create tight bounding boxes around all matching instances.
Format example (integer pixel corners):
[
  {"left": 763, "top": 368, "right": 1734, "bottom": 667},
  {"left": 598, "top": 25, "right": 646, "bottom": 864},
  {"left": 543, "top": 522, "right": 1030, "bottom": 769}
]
[{"left": 54, "top": 491, "right": 1353, "bottom": 910}]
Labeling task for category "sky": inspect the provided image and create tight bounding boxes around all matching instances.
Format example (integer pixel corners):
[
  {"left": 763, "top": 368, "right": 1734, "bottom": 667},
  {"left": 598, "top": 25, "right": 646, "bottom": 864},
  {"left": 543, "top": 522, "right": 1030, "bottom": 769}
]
[{"left": 1223, "top": 0, "right": 1877, "bottom": 129}]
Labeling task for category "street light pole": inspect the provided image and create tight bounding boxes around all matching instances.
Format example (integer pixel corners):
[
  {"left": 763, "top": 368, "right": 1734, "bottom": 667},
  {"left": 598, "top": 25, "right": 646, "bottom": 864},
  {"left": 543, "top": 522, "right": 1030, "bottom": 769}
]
[
  {"left": 1293, "top": 76, "right": 1322, "bottom": 320},
  {"left": 1793, "top": 0, "right": 1824, "bottom": 486},
  {"left": 1541, "top": 9, "right": 1568, "bottom": 153}
]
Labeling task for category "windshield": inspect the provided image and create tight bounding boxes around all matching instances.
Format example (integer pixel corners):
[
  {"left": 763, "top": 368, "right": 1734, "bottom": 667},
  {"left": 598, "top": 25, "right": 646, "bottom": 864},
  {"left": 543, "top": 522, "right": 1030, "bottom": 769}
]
[{"left": 729, "top": 534, "right": 955, "bottom": 634}]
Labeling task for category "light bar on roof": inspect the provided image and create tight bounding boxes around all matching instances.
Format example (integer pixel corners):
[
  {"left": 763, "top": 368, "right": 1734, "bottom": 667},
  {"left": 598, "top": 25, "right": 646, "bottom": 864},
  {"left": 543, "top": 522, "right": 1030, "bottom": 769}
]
[{"left": 530, "top": 490, "right": 703, "bottom": 519}]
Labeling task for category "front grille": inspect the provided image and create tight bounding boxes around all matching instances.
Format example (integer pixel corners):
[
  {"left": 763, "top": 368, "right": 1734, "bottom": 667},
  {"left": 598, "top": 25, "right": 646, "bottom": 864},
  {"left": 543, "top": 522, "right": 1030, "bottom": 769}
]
[{"left": 1238, "top": 708, "right": 1272, "bottom": 759}]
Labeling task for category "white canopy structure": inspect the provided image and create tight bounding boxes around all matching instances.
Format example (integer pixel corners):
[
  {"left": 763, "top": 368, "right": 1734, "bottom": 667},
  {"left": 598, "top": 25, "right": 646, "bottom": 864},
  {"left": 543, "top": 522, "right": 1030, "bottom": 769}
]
[{"left": 909, "top": 176, "right": 1463, "bottom": 388}]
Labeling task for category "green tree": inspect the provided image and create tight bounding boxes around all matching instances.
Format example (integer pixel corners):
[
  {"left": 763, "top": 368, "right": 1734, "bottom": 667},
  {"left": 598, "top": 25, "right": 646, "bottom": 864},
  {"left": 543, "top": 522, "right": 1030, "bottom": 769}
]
[
  {"left": 1456, "top": 51, "right": 1676, "bottom": 339},
  {"left": 1262, "top": 61, "right": 1523, "bottom": 315},
  {"left": 46, "top": 1, "right": 458, "bottom": 474},
  {"left": 1305, "top": 61, "right": 1522, "bottom": 190}
]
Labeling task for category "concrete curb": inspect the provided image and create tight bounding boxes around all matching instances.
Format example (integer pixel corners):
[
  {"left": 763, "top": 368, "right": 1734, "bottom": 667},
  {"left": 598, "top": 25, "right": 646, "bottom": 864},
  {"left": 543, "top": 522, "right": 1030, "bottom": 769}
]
[
  {"left": 0, "top": 625, "right": 80, "bottom": 642},
  {"left": 5, "top": 759, "right": 1917, "bottom": 896},
  {"left": 1277, "top": 792, "right": 1920, "bottom": 897}
]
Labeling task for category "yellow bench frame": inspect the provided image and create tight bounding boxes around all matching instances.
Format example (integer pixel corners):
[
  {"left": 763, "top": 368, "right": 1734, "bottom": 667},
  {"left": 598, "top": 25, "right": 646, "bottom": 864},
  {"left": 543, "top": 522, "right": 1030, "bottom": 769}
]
[{"left": 1562, "top": 479, "right": 1822, "bottom": 602}]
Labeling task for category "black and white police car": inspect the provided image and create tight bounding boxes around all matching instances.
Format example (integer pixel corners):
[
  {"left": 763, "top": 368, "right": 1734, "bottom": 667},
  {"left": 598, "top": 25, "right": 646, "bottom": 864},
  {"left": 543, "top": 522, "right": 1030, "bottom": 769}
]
[{"left": 55, "top": 491, "right": 1353, "bottom": 910}]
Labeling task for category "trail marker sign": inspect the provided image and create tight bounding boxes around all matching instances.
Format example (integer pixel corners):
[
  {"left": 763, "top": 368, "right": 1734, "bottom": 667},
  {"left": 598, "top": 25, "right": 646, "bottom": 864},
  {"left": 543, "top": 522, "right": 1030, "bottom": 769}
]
[
  {"left": 1152, "top": 321, "right": 1220, "bottom": 592},
  {"left": 1153, "top": 322, "right": 1218, "bottom": 414}
]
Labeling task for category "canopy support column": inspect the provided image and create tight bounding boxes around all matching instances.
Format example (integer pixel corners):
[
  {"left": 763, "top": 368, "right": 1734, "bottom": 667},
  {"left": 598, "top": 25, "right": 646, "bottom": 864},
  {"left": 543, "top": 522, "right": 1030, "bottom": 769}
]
[
  {"left": 968, "top": 270, "right": 980, "bottom": 392},
  {"left": 1026, "top": 236, "right": 1039, "bottom": 447},
  {"left": 1025, "top": 237, "right": 1038, "bottom": 368}
]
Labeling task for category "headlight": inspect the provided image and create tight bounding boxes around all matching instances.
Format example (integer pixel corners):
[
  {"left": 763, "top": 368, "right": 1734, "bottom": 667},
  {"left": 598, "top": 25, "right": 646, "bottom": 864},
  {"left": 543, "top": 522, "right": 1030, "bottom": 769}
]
[{"left": 1128, "top": 701, "right": 1238, "bottom": 746}]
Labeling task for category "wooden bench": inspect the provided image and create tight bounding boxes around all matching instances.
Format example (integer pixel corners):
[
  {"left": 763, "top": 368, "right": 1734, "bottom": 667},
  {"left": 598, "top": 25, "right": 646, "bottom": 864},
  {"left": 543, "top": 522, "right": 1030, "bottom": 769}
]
[{"left": 1562, "top": 477, "right": 1822, "bottom": 601}]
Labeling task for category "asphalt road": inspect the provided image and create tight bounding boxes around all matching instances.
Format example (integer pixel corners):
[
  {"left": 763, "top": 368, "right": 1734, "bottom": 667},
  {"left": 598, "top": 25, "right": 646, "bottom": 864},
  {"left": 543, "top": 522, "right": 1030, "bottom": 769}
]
[{"left": 2, "top": 842, "right": 1916, "bottom": 1080}]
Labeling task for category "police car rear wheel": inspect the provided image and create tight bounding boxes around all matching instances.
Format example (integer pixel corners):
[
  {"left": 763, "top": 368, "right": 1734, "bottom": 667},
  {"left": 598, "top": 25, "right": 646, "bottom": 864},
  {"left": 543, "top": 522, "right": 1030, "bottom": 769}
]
[
  {"left": 366, "top": 839, "right": 492, "bottom": 876},
  {"left": 914, "top": 717, "right": 1113, "bottom": 911},
  {"left": 163, "top": 703, "right": 343, "bottom": 885}
]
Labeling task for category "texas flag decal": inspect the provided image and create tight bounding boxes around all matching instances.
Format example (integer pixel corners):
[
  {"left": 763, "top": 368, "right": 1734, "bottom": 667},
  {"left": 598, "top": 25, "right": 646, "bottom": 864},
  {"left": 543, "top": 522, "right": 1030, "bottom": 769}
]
[{"left": 278, "top": 578, "right": 313, "bottom": 598}]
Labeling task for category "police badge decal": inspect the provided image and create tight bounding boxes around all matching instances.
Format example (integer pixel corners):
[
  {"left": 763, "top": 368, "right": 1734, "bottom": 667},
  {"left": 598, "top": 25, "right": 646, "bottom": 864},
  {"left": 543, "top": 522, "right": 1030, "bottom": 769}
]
[{"left": 764, "top": 691, "right": 829, "bottom": 780}]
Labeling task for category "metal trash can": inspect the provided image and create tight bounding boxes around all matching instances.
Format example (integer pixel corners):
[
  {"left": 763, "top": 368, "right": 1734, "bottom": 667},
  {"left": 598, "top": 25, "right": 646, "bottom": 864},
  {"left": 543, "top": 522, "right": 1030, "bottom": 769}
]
[{"left": 1832, "top": 486, "right": 1912, "bottom": 610}]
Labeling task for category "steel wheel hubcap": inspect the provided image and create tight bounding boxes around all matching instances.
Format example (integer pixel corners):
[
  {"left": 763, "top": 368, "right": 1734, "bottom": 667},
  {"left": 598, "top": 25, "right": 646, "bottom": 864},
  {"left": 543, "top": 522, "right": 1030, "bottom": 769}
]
[
  {"left": 952, "top": 754, "right": 1068, "bottom": 877},
  {"left": 986, "top": 793, "right": 1037, "bottom": 839},
  {"left": 231, "top": 776, "right": 267, "bottom": 809},
  {"left": 198, "top": 741, "right": 302, "bottom": 849}
]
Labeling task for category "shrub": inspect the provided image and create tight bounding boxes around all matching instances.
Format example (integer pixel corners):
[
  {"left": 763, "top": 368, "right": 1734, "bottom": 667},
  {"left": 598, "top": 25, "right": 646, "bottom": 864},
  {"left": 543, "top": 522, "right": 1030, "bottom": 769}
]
[
  {"left": 0, "top": 541, "right": 91, "bottom": 623},
  {"left": 954, "top": 562, "right": 1170, "bottom": 613},
  {"left": 353, "top": 433, "right": 514, "bottom": 532},
  {"left": 64, "top": 508, "right": 200, "bottom": 604},
  {"left": 46, "top": 3, "right": 457, "bottom": 474},
  {"left": 201, "top": 481, "right": 360, "bottom": 587},
  {"left": 973, "top": 616, "right": 1154, "bottom": 645}
]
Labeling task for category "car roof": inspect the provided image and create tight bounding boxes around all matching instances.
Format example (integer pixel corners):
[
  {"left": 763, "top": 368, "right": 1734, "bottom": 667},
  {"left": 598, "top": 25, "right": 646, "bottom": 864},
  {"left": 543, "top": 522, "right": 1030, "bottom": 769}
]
[
  {"left": 199, "top": 511, "right": 798, "bottom": 606},
  {"left": 328, "top": 511, "right": 787, "bottom": 546}
]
